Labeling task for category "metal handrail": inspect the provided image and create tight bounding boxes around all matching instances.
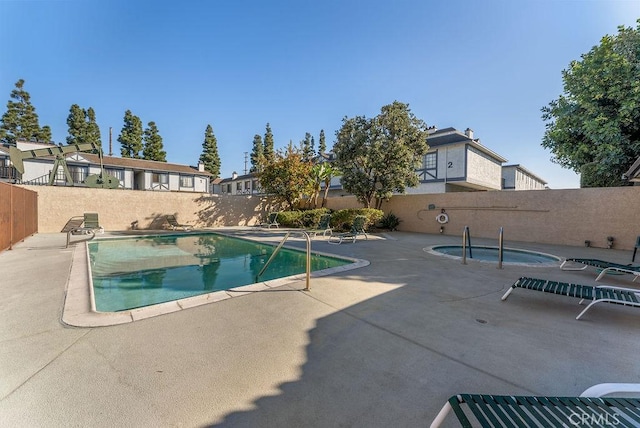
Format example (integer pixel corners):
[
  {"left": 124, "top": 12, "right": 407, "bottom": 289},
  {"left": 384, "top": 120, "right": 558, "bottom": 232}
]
[
  {"left": 256, "top": 230, "right": 312, "bottom": 291},
  {"left": 462, "top": 226, "right": 472, "bottom": 264},
  {"left": 66, "top": 229, "right": 95, "bottom": 248},
  {"left": 498, "top": 227, "right": 504, "bottom": 269}
]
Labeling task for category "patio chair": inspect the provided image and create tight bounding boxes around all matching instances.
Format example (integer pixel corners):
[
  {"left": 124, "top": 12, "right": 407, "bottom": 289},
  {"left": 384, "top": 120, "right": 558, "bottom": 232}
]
[
  {"left": 430, "top": 383, "right": 640, "bottom": 427},
  {"left": 260, "top": 212, "right": 279, "bottom": 229},
  {"left": 501, "top": 276, "right": 640, "bottom": 320},
  {"left": 306, "top": 213, "right": 333, "bottom": 238},
  {"left": 328, "top": 215, "right": 367, "bottom": 244},
  {"left": 73, "top": 212, "right": 104, "bottom": 235},
  {"left": 165, "top": 214, "right": 193, "bottom": 231},
  {"left": 560, "top": 258, "right": 640, "bottom": 282}
]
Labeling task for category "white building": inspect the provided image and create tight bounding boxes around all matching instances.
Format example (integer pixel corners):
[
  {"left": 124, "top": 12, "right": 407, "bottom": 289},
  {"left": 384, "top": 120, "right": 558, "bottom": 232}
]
[
  {"left": 0, "top": 141, "right": 212, "bottom": 192},
  {"left": 215, "top": 126, "right": 548, "bottom": 197},
  {"left": 501, "top": 164, "right": 547, "bottom": 190},
  {"left": 408, "top": 127, "right": 507, "bottom": 193},
  {"left": 218, "top": 172, "right": 261, "bottom": 195}
]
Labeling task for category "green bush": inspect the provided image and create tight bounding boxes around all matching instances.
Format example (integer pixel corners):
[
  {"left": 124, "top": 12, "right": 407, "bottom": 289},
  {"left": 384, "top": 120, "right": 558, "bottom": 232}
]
[
  {"left": 275, "top": 208, "right": 383, "bottom": 231},
  {"left": 331, "top": 208, "right": 384, "bottom": 232},
  {"left": 379, "top": 212, "right": 402, "bottom": 231},
  {"left": 276, "top": 208, "right": 331, "bottom": 228}
]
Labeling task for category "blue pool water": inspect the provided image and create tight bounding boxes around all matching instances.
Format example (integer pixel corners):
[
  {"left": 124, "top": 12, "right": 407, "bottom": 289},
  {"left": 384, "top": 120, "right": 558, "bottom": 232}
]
[
  {"left": 429, "top": 245, "right": 560, "bottom": 264},
  {"left": 89, "top": 233, "right": 350, "bottom": 312}
]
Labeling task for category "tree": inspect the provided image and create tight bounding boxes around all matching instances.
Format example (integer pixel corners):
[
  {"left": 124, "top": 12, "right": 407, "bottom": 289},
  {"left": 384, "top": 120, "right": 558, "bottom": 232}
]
[
  {"left": 118, "top": 110, "right": 143, "bottom": 158},
  {"left": 0, "top": 79, "right": 51, "bottom": 145},
  {"left": 320, "top": 163, "right": 339, "bottom": 208},
  {"left": 333, "top": 101, "right": 429, "bottom": 208},
  {"left": 541, "top": 21, "right": 640, "bottom": 187},
  {"left": 66, "top": 105, "right": 101, "bottom": 145},
  {"left": 301, "top": 132, "right": 314, "bottom": 161},
  {"left": 250, "top": 134, "right": 264, "bottom": 173},
  {"left": 318, "top": 129, "right": 326, "bottom": 155},
  {"left": 199, "top": 124, "right": 221, "bottom": 177},
  {"left": 263, "top": 122, "right": 275, "bottom": 165},
  {"left": 142, "top": 121, "right": 166, "bottom": 162},
  {"left": 308, "top": 162, "right": 339, "bottom": 208},
  {"left": 259, "top": 144, "right": 314, "bottom": 210},
  {"left": 67, "top": 104, "right": 86, "bottom": 144},
  {"left": 86, "top": 108, "right": 101, "bottom": 145}
]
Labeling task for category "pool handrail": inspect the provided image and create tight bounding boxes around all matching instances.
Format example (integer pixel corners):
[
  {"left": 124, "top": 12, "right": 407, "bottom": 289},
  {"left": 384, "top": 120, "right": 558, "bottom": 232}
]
[{"left": 256, "top": 230, "right": 312, "bottom": 291}]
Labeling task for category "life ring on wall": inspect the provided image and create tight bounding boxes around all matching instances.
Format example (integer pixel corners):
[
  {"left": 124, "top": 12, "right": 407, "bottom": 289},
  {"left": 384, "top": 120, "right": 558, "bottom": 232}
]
[{"left": 436, "top": 213, "right": 449, "bottom": 224}]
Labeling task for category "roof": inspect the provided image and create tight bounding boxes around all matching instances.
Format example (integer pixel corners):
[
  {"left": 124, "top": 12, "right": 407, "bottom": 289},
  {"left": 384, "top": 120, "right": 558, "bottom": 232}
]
[
  {"left": 427, "top": 127, "right": 508, "bottom": 163},
  {"left": 502, "top": 164, "right": 547, "bottom": 184},
  {"left": 80, "top": 153, "right": 213, "bottom": 176},
  {"left": 623, "top": 156, "right": 640, "bottom": 182},
  {"left": 219, "top": 172, "right": 259, "bottom": 183}
]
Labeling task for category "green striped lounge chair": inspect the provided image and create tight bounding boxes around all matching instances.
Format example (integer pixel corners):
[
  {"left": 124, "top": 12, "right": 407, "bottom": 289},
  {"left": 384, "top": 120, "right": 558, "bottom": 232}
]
[
  {"left": 328, "top": 215, "right": 368, "bottom": 244},
  {"left": 430, "top": 383, "right": 640, "bottom": 427},
  {"left": 501, "top": 277, "right": 640, "bottom": 320},
  {"left": 560, "top": 258, "right": 640, "bottom": 282}
]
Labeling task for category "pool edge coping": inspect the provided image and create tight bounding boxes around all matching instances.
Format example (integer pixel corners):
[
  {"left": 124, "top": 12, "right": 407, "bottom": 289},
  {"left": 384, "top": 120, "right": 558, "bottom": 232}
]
[
  {"left": 61, "top": 238, "right": 369, "bottom": 328},
  {"left": 423, "top": 244, "right": 563, "bottom": 267}
]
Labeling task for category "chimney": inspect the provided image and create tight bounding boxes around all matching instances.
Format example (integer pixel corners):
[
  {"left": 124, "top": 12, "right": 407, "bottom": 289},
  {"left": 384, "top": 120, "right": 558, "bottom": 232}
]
[
  {"left": 198, "top": 161, "right": 205, "bottom": 172},
  {"left": 232, "top": 171, "right": 238, "bottom": 180},
  {"left": 464, "top": 128, "right": 474, "bottom": 139}
]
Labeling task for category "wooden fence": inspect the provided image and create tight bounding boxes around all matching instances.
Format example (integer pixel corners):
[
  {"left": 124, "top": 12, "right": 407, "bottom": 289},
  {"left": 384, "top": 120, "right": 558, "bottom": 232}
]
[{"left": 0, "top": 182, "right": 38, "bottom": 251}]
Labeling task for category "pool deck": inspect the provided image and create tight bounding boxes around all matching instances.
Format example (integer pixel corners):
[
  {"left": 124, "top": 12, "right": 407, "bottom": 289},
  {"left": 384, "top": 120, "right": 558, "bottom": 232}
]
[{"left": 1, "top": 229, "right": 639, "bottom": 427}]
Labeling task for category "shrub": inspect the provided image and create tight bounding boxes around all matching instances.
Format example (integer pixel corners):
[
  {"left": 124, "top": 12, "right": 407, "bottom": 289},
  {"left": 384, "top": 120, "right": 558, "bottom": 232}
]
[
  {"left": 276, "top": 208, "right": 330, "bottom": 228},
  {"left": 379, "top": 212, "right": 402, "bottom": 231},
  {"left": 331, "top": 208, "right": 384, "bottom": 232}
]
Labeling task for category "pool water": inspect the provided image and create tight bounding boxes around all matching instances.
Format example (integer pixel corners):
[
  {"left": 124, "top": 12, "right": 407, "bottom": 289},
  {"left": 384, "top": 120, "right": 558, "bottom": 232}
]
[
  {"left": 428, "top": 245, "right": 560, "bottom": 264},
  {"left": 89, "top": 233, "right": 350, "bottom": 312}
]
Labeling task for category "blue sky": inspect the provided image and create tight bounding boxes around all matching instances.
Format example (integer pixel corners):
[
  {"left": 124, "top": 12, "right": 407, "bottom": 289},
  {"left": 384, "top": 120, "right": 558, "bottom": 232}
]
[{"left": 1, "top": 0, "right": 638, "bottom": 188}]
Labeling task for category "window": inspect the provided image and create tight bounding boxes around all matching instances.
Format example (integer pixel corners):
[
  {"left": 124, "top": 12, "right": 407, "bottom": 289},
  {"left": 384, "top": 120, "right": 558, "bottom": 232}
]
[
  {"left": 226, "top": 184, "right": 232, "bottom": 193},
  {"left": 105, "top": 169, "right": 124, "bottom": 181},
  {"left": 236, "top": 182, "right": 242, "bottom": 191},
  {"left": 252, "top": 179, "right": 259, "bottom": 193},
  {"left": 152, "top": 173, "right": 168, "bottom": 184},
  {"left": 180, "top": 175, "right": 194, "bottom": 187},
  {"left": 423, "top": 153, "right": 436, "bottom": 169}
]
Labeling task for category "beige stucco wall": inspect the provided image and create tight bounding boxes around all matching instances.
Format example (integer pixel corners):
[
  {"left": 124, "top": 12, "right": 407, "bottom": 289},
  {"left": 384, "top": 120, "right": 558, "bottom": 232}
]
[
  {"left": 26, "top": 185, "right": 640, "bottom": 250},
  {"left": 325, "top": 187, "right": 640, "bottom": 250},
  {"left": 30, "top": 186, "right": 275, "bottom": 233}
]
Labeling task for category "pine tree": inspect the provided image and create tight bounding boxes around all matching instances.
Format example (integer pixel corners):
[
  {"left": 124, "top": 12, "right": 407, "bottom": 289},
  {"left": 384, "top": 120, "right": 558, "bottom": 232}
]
[
  {"left": 118, "top": 110, "right": 143, "bottom": 158},
  {"left": 67, "top": 104, "right": 87, "bottom": 144},
  {"left": 142, "top": 121, "right": 166, "bottom": 162},
  {"left": 67, "top": 105, "right": 102, "bottom": 145},
  {"left": 318, "top": 129, "right": 326, "bottom": 155},
  {"left": 301, "top": 132, "right": 314, "bottom": 161},
  {"left": 263, "top": 122, "right": 275, "bottom": 165},
  {"left": 199, "top": 124, "right": 221, "bottom": 177},
  {"left": 0, "top": 79, "right": 51, "bottom": 145},
  {"left": 250, "top": 134, "right": 264, "bottom": 173},
  {"left": 86, "top": 108, "right": 101, "bottom": 145}
]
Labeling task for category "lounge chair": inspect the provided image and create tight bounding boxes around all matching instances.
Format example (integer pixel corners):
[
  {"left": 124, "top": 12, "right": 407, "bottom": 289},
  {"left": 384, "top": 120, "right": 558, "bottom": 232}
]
[
  {"left": 560, "top": 258, "right": 640, "bottom": 282},
  {"left": 430, "top": 383, "right": 640, "bottom": 427},
  {"left": 501, "top": 276, "right": 640, "bottom": 320},
  {"left": 260, "top": 212, "right": 279, "bottom": 229},
  {"left": 328, "top": 215, "right": 367, "bottom": 244},
  {"left": 165, "top": 214, "right": 193, "bottom": 231},
  {"left": 306, "top": 213, "right": 332, "bottom": 238},
  {"left": 73, "top": 212, "right": 104, "bottom": 235}
]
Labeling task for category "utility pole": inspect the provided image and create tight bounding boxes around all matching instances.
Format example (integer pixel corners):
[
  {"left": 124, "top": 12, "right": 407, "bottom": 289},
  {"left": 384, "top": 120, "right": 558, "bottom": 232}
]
[
  {"left": 243, "top": 152, "right": 248, "bottom": 175},
  {"left": 109, "top": 127, "right": 113, "bottom": 156}
]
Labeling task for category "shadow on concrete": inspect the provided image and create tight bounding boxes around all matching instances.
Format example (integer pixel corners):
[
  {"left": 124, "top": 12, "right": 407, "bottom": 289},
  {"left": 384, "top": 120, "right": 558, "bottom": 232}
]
[{"left": 204, "top": 236, "right": 640, "bottom": 427}]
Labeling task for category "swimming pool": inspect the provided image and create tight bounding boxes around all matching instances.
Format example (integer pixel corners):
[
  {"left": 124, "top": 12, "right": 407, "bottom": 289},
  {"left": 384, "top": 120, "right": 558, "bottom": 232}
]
[
  {"left": 89, "top": 233, "right": 352, "bottom": 312},
  {"left": 426, "top": 245, "right": 560, "bottom": 265}
]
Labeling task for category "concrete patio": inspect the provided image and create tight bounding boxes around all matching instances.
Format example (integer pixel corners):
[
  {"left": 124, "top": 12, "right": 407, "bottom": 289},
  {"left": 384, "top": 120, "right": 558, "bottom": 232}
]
[{"left": 1, "top": 230, "right": 638, "bottom": 427}]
